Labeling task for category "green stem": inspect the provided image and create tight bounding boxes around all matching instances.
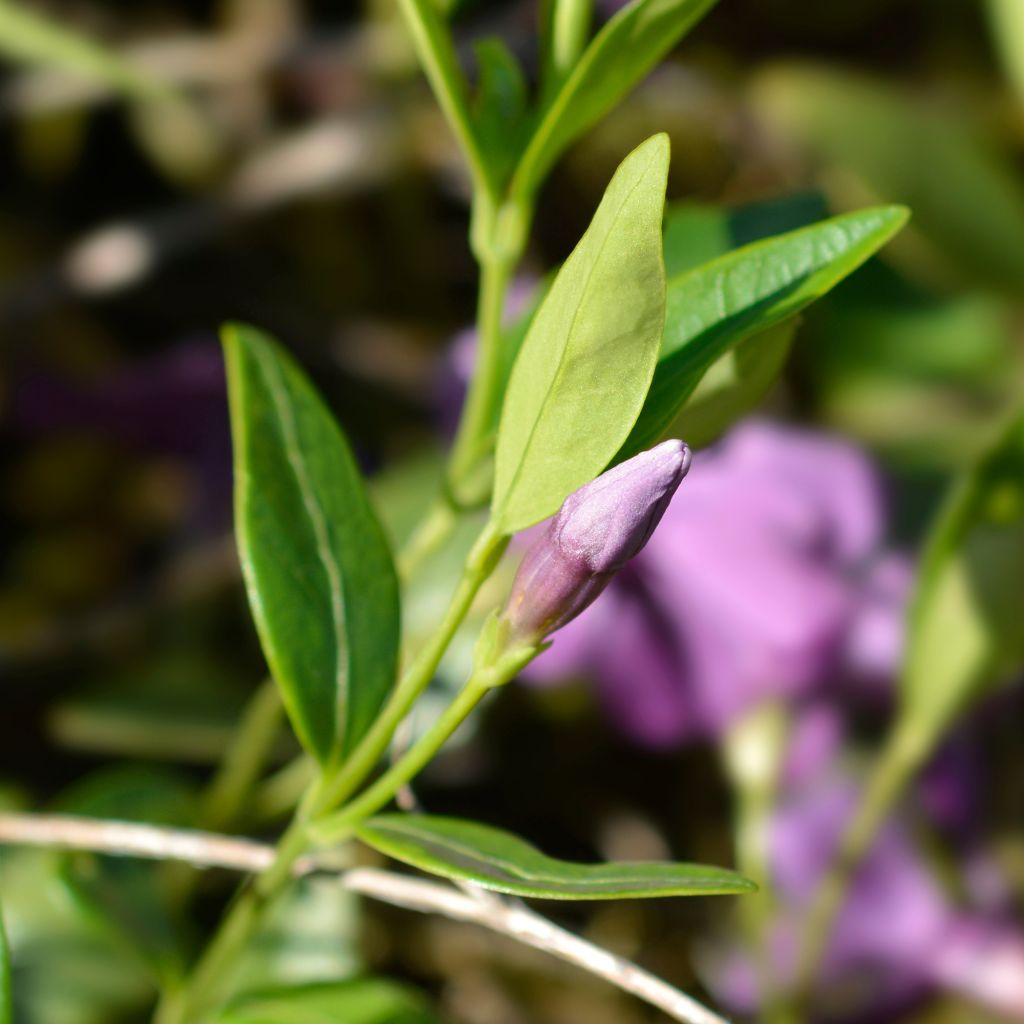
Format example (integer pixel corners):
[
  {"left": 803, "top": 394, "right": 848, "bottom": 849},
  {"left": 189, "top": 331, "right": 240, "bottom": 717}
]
[
  {"left": 314, "top": 672, "right": 495, "bottom": 844},
  {"left": 154, "top": 817, "right": 312, "bottom": 1024},
  {"left": 309, "top": 523, "right": 507, "bottom": 817},
  {"left": 791, "top": 718, "right": 929, "bottom": 1001},
  {"left": 447, "top": 251, "right": 515, "bottom": 505},
  {"left": 551, "top": 0, "right": 592, "bottom": 80}
]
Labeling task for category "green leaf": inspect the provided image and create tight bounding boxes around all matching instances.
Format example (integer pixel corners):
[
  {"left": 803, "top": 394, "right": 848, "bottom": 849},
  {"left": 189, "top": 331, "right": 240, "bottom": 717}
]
[
  {"left": 0, "top": 898, "right": 11, "bottom": 1024},
  {"left": 472, "top": 39, "right": 529, "bottom": 186},
  {"left": 0, "top": 3, "right": 171, "bottom": 102},
  {"left": 621, "top": 204, "right": 909, "bottom": 456},
  {"left": 511, "top": 0, "right": 717, "bottom": 201},
  {"left": 224, "top": 323, "right": 400, "bottom": 767},
  {"left": 396, "top": 0, "right": 494, "bottom": 194},
  {"left": 493, "top": 133, "right": 669, "bottom": 533},
  {"left": 358, "top": 814, "right": 756, "bottom": 899},
  {"left": 668, "top": 318, "right": 797, "bottom": 448},
  {"left": 901, "top": 409, "right": 1024, "bottom": 737},
  {"left": 217, "top": 979, "right": 438, "bottom": 1024}
]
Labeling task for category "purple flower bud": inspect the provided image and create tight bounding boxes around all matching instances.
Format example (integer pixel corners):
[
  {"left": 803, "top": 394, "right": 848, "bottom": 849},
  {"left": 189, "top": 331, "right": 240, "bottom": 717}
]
[{"left": 500, "top": 440, "right": 691, "bottom": 647}]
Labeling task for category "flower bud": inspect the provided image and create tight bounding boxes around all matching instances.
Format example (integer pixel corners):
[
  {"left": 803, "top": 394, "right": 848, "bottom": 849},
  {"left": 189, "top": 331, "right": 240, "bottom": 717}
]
[{"left": 499, "top": 440, "right": 691, "bottom": 647}]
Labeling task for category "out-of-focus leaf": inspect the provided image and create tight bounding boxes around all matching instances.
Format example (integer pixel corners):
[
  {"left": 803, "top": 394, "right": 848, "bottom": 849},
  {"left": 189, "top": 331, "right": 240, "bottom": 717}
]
[
  {"left": 753, "top": 65, "right": 1024, "bottom": 291},
  {"left": 988, "top": 0, "right": 1024, "bottom": 101},
  {"left": 511, "top": 0, "right": 715, "bottom": 199},
  {"left": 669, "top": 319, "right": 797, "bottom": 448},
  {"left": 216, "top": 979, "right": 438, "bottom": 1024},
  {"left": 472, "top": 39, "right": 529, "bottom": 186},
  {"left": 395, "top": 0, "right": 494, "bottom": 193},
  {"left": 494, "top": 133, "right": 668, "bottom": 533},
  {"left": 229, "top": 878, "right": 361, "bottom": 1004},
  {"left": 0, "top": 898, "right": 11, "bottom": 1024},
  {"left": 53, "top": 766, "right": 198, "bottom": 987},
  {"left": 224, "top": 324, "right": 400, "bottom": 767},
  {"left": 358, "top": 814, "right": 756, "bottom": 899},
  {"left": 621, "top": 205, "right": 908, "bottom": 456},
  {"left": 901, "top": 409, "right": 1024, "bottom": 736},
  {"left": 0, "top": 3, "right": 170, "bottom": 101}
]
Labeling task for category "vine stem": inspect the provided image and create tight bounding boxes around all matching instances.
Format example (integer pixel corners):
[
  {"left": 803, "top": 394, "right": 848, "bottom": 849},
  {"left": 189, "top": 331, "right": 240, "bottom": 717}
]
[
  {"left": 791, "top": 718, "right": 929, "bottom": 1001},
  {"left": 0, "top": 813, "right": 729, "bottom": 1024}
]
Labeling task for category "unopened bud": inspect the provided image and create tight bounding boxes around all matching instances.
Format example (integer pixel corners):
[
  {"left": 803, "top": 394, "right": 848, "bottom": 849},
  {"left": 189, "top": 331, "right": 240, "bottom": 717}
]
[{"left": 499, "top": 440, "right": 691, "bottom": 648}]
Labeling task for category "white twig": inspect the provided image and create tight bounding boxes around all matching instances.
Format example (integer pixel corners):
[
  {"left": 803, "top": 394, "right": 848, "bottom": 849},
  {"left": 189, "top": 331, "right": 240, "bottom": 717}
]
[
  {"left": 343, "top": 868, "right": 731, "bottom": 1024},
  {"left": 0, "top": 812, "right": 729, "bottom": 1024}
]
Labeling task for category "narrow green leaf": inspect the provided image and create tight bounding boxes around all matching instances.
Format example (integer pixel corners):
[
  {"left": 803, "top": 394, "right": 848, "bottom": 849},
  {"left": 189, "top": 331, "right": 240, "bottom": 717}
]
[
  {"left": 224, "top": 323, "right": 400, "bottom": 766},
  {"left": 493, "top": 133, "right": 669, "bottom": 533},
  {"left": 901, "top": 409, "right": 1024, "bottom": 736},
  {"left": 621, "top": 204, "right": 909, "bottom": 456},
  {"left": 0, "top": 3, "right": 172, "bottom": 102},
  {"left": 511, "top": 0, "right": 717, "bottom": 200},
  {"left": 0, "top": 898, "right": 11, "bottom": 1024},
  {"left": 472, "top": 39, "right": 529, "bottom": 185},
  {"left": 358, "top": 814, "right": 756, "bottom": 900},
  {"left": 396, "top": 0, "right": 495, "bottom": 194},
  {"left": 668, "top": 318, "right": 797, "bottom": 448},
  {"left": 217, "top": 979, "right": 438, "bottom": 1024}
]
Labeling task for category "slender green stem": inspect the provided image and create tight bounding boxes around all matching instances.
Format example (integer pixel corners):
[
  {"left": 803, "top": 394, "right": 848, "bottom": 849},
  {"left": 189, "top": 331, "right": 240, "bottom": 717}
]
[
  {"left": 308, "top": 524, "right": 507, "bottom": 818},
  {"left": 791, "top": 718, "right": 929, "bottom": 1001},
  {"left": 447, "top": 253, "right": 515, "bottom": 504},
  {"left": 314, "top": 673, "right": 494, "bottom": 845},
  {"left": 551, "top": 0, "right": 592, "bottom": 80}
]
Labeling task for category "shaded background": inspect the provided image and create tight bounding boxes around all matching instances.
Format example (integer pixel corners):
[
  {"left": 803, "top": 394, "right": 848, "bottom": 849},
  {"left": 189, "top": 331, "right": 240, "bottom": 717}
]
[{"left": 2, "top": 1, "right": 1024, "bottom": 1022}]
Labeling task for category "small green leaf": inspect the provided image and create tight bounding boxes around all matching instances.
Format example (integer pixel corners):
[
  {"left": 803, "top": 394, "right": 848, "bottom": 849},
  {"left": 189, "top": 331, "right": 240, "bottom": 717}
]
[
  {"left": 622, "top": 205, "right": 909, "bottom": 456},
  {"left": 512, "top": 0, "right": 717, "bottom": 200},
  {"left": 0, "top": 898, "right": 11, "bottom": 1024},
  {"left": 216, "top": 979, "right": 438, "bottom": 1024},
  {"left": 901, "top": 409, "right": 1024, "bottom": 736},
  {"left": 224, "top": 323, "right": 400, "bottom": 767},
  {"left": 472, "top": 39, "right": 529, "bottom": 186},
  {"left": 358, "top": 814, "right": 756, "bottom": 899},
  {"left": 0, "top": 3, "right": 171, "bottom": 102},
  {"left": 668, "top": 318, "right": 797, "bottom": 448},
  {"left": 493, "top": 133, "right": 669, "bottom": 533}
]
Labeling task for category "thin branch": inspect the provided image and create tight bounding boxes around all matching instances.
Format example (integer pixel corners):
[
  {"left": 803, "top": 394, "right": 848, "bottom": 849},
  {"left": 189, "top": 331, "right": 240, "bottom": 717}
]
[
  {"left": 343, "top": 868, "right": 731, "bottom": 1024},
  {"left": 0, "top": 812, "right": 729, "bottom": 1024}
]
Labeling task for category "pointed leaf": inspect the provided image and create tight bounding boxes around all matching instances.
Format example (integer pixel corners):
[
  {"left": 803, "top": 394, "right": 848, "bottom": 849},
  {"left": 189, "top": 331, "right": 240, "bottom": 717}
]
[
  {"left": 224, "top": 323, "right": 400, "bottom": 766},
  {"left": 901, "top": 408, "right": 1024, "bottom": 737},
  {"left": 472, "top": 39, "right": 529, "bottom": 185},
  {"left": 512, "top": 0, "right": 717, "bottom": 200},
  {"left": 493, "top": 133, "right": 669, "bottom": 533},
  {"left": 216, "top": 979, "right": 438, "bottom": 1024},
  {"left": 621, "top": 205, "right": 909, "bottom": 456},
  {"left": 358, "top": 814, "right": 756, "bottom": 899}
]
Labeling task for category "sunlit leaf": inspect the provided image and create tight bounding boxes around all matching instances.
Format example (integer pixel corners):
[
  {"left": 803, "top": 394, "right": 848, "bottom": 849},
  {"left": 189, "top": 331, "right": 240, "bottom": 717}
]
[
  {"left": 512, "top": 0, "right": 717, "bottom": 199},
  {"left": 621, "top": 205, "right": 908, "bottom": 456},
  {"left": 217, "top": 979, "right": 438, "bottom": 1024},
  {"left": 901, "top": 408, "right": 1024, "bottom": 736},
  {"left": 224, "top": 324, "right": 400, "bottom": 767},
  {"left": 493, "top": 133, "right": 669, "bottom": 533},
  {"left": 358, "top": 814, "right": 756, "bottom": 899}
]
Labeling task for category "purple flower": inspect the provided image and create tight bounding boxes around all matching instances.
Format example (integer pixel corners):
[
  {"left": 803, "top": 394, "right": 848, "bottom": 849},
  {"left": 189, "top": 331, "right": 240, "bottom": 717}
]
[
  {"left": 500, "top": 440, "right": 690, "bottom": 647},
  {"left": 701, "top": 708, "right": 1024, "bottom": 1020},
  {"left": 524, "top": 420, "right": 912, "bottom": 746}
]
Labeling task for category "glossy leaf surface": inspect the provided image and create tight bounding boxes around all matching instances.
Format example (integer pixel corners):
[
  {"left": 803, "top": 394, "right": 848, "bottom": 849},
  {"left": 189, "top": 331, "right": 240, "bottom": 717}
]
[
  {"left": 901, "top": 409, "right": 1024, "bottom": 735},
  {"left": 217, "top": 979, "right": 438, "bottom": 1024},
  {"left": 493, "top": 133, "right": 669, "bottom": 533},
  {"left": 512, "top": 0, "right": 717, "bottom": 199},
  {"left": 622, "top": 205, "right": 908, "bottom": 456},
  {"left": 224, "top": 324, "right": 400, "bottom": 766},
  {"left": 358, "top": 814, "right": 756, "bottom": 899}
]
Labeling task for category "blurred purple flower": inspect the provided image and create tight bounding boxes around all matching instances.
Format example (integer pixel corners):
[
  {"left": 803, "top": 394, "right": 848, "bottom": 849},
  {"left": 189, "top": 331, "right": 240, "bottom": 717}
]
[
  {"left": 524, "top": 420, "right": 913, "bottom": 746},
  {"left": 703, "top": 709, "right": 1024, "bottom": 1021}
]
